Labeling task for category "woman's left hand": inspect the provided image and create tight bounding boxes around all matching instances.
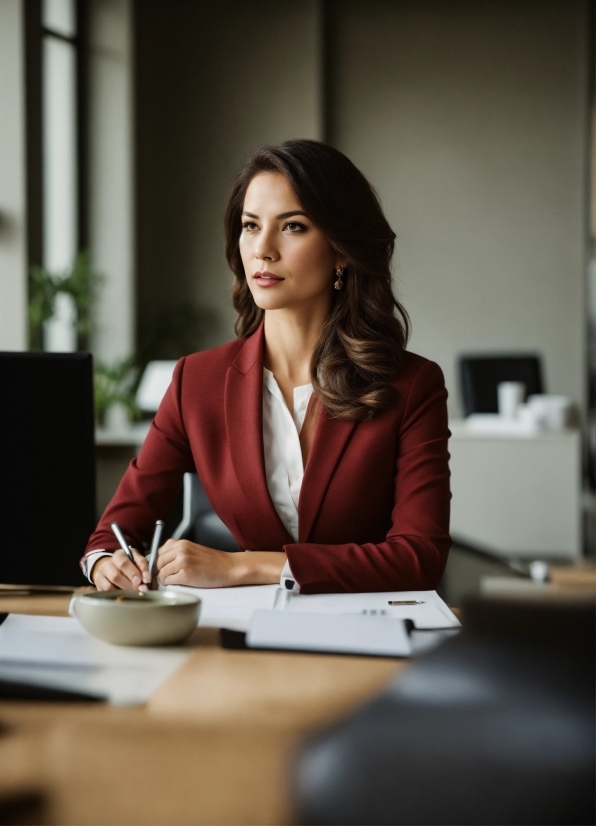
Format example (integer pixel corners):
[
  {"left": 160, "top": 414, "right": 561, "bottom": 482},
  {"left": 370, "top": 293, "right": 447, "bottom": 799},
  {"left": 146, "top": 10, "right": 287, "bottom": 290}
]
[
  {"left": 156, "top": 539, "right": 239, "bottom": 588},
  {"left": 155, "top": 539, "right": 287, "bottom": 588}
]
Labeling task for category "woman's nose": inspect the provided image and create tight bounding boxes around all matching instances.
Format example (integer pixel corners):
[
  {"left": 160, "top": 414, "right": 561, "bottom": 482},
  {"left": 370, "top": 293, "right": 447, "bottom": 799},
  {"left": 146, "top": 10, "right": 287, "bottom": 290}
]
[{"left": 254, "top": 231, "right": 279, "bottom": 261}]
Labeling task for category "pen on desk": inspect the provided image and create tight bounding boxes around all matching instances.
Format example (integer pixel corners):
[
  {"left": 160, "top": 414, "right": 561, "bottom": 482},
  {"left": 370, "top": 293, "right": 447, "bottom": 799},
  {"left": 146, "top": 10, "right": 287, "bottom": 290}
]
[
  {"left": 388, "top": 600, "right": 425, "bottom": 606},
  {"left": 148, "top": 520, "right": 165, "bottom": 585},
  {"left": 110, "top": 522, "right": 136, "bottom": 564}
]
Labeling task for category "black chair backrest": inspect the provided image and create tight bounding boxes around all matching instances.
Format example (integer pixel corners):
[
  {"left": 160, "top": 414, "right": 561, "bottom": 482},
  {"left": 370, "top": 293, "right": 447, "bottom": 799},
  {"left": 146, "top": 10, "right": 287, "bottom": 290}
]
[
  {"left": 459, "top": 354, "right": 544, "bottom": 416},
  {"left": 0, "top": 352, "right": 95, "bottom": 585}
]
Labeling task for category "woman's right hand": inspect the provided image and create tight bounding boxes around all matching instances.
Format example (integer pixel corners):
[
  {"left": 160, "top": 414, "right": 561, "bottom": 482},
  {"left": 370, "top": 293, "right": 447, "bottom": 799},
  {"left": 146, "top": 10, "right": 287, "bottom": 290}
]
[{"left": 92, "top": 549, "right": 151, "bottom": 591}]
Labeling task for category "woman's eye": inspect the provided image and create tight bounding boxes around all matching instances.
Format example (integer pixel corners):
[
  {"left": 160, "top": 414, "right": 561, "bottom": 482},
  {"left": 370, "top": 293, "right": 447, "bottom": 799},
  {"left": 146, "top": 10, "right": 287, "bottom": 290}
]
[
  {"left": 241, "top": 221, "right": 259, "bottom": 231},
  {"left": 283, "top": 221, "right": 307, "bottom": 232}
]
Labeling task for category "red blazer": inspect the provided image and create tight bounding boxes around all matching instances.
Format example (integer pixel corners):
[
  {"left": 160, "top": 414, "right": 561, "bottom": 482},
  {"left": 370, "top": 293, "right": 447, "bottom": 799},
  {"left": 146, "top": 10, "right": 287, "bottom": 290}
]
[{"left": 85, "top": 324, "right": 451, "bottom": 593}]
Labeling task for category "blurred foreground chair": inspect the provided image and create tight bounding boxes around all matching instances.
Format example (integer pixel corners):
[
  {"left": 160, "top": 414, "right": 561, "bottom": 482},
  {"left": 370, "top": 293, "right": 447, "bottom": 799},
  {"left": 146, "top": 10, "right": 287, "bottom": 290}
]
[
  {"left": 293, "top": 595, "right": 595, "bottom": 826},
  {"left": 459, "top": 354, "right": 544, "bottom": 416}
]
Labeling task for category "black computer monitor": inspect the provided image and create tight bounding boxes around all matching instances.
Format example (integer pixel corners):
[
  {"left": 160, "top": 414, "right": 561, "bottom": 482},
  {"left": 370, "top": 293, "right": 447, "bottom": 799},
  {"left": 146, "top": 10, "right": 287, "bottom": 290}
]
[
  {"left": 459, "top": 354, "right": 544, "bottom": 416},
  {"left": 0, "top": 352, "right": 95, "bottom": 586}
]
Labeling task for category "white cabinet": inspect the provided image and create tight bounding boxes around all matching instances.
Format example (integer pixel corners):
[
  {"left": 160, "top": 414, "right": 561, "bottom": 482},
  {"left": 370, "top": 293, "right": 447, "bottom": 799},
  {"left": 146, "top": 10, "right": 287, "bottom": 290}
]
[{"left": 448, "top": 422, "right": 581, "bottom": 559}]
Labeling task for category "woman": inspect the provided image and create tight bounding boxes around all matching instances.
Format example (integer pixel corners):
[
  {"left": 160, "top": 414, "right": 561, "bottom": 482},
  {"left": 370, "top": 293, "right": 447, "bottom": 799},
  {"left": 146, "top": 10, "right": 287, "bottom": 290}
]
[{"left": 82, "top": 139, "right": 450, "bottom": 594}]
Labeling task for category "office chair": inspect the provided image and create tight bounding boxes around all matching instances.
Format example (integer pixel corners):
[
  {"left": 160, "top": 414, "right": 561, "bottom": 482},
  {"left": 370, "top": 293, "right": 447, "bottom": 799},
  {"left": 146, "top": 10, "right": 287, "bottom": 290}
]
[
  {"left": 169, "top": 473, "right": 239, "bottom": 552},
  {"left": 459, "top": 354, "right": 544, "bottom": 416},
  {"left": 293, "top": 596, "right": 595, "bottom": 826}
]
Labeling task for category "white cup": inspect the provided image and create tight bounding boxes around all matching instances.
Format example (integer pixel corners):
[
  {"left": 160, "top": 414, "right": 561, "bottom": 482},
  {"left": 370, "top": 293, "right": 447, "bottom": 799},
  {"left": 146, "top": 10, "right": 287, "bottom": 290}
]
[
  {"left": 497, "top": 382, "right": 525, "bottom": 418},
  {"left": 527, "top": 395, "right": 572, "bottom": 431},
  {"left": 516, "top": 403, "right": 541, "bottom": 430}
]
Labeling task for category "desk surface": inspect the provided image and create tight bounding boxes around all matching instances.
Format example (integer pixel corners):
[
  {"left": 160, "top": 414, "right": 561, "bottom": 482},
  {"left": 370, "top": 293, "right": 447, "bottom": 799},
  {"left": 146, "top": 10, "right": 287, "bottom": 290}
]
[{"left": 0, "top": 594, "right": 402, "bottom": 825}]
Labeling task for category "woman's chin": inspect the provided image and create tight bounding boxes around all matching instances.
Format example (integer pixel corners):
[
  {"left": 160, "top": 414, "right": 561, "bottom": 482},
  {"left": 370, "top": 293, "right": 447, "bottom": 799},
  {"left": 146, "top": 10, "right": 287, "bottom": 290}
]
[{"left": 250, "top": 291, "right": 292, "bottom": 312}]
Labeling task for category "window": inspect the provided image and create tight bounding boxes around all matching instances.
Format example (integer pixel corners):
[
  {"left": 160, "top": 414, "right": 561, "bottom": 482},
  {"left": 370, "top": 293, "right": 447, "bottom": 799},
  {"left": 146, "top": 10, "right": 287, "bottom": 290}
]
[
  {"left": 26, "top": 0, "right": 88, "bottom": 350},
  {"left": 42, "top": 0, "right": 79, "bottom": 273}
]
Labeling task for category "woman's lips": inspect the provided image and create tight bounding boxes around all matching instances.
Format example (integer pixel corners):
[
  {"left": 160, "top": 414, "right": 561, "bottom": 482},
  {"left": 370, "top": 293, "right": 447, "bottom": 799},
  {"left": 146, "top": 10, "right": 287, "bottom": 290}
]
[{"left": 253, "top": 271, "right": 285, "bottom": 288}]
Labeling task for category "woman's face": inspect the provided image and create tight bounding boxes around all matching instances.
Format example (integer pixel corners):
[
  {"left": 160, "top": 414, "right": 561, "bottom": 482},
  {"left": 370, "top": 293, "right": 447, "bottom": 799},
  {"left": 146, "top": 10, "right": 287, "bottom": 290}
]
[{"left": 239, "top": 172, "right": 341, "bottom": 315}]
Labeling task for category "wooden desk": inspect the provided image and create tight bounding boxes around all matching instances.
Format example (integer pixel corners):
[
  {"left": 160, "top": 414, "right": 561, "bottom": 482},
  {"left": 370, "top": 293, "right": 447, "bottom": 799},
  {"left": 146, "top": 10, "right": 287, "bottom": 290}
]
[{"left": 0, "top": 594, "right": 402, "bottom": 825}]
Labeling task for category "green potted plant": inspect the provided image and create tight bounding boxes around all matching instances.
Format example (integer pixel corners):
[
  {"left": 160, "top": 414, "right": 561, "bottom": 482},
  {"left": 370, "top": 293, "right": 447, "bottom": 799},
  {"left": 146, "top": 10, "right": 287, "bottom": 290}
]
[
  {"left": 28, "top": 251, "right": 103, "bottom": 351},
  {"left": 93, "top": 358, "right": 141, "bottom": 429}
]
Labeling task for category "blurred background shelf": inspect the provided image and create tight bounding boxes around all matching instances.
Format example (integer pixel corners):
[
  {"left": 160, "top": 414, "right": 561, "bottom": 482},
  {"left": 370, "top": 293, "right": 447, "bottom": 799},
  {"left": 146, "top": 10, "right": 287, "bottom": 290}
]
[
  {"left": 95, "top": 423, "right": 150, "bottom": 447},
  {"left": 449, "top": 422, "right": 581, "bottom": 561}
]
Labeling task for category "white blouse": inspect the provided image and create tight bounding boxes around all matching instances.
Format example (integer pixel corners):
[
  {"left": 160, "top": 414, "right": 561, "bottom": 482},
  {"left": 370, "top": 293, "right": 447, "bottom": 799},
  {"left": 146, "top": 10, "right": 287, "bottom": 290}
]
[
  {"left": 85, "top": 368, "right": 311, "bottom": 591},
  {"left": 262, "top": 368, "right": 313, "bottom": 592},
  {"left": 262, "top": 367, "right": 312, "bottom": 542}
]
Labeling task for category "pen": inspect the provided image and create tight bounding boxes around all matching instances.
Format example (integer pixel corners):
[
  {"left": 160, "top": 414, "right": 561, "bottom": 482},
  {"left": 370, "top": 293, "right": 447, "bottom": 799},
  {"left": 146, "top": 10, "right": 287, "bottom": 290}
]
[
  {"left": 388, "top": 600, "right": 425, "bottom": 606},
  {"left": 0, "top": 588, "right": 76, "bottom": 597},
  {"left": 0, "top": 585, "right": 75, "bottom": 594},
  {"left": 148, "top": 520, "right": 165, "bottom": 585},
  {"left": 110, "top": 522, "right": 136, "bottom": 564}
]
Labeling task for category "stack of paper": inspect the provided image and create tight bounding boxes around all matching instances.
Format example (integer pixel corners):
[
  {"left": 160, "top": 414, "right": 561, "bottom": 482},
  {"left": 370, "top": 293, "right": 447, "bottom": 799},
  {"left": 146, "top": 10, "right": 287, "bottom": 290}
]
[
  {"left": 0, "top": 615, "right": 191, "bottom": 705},
  {"left": 164, "top": 584, "right": 460, "bottom": 656},
  {"left": 165, "top": 584, "right": 459, "bottom": 631}
]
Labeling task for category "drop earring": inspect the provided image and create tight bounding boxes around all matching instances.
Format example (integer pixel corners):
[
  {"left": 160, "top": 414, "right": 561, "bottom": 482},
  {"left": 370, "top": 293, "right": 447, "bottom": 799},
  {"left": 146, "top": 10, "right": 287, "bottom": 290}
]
[{"left": 334, "top": 267, "right": 344, "bottom": 290}]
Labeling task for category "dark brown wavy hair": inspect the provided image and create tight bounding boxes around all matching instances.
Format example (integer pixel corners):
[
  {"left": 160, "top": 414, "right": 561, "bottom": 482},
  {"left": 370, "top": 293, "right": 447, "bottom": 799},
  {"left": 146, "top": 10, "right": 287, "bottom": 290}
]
[{"left": 224, "top": 139, "right": 410, "bottom": 421}]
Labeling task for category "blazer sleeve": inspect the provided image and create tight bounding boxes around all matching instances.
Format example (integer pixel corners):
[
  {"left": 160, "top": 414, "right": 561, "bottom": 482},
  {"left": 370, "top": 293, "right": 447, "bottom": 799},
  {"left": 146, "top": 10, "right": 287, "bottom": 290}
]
[
  {"left": 283, "top": 360, "right": 451, "bottom": 594},
  {"left": 83, "top": 358, "right": 196, "bottom": 556}
]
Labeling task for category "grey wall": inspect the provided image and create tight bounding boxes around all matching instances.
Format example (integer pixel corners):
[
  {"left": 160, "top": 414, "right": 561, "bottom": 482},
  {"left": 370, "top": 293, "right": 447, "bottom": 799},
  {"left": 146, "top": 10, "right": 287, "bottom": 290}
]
[
  {"left": 329, "top": 0, "right": 590, "bottom": 416},
  {"left": 135, "top": 0, "right": 322, "bottom": 349},
  {"left": 135, "top": 0, "right": 590, "bottom": 415}
]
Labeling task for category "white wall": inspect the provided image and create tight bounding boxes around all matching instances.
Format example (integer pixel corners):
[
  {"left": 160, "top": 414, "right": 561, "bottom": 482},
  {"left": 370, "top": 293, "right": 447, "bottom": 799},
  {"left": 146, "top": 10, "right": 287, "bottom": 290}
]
[
  {"left": 0, "top": 0, "right": 28, "bottom": 351},
  {"left": 330, "top": 0, "right": 589, "bottom": 416},
  {"left": 88, "top": 0, "right": 135, "bottom": 363}
]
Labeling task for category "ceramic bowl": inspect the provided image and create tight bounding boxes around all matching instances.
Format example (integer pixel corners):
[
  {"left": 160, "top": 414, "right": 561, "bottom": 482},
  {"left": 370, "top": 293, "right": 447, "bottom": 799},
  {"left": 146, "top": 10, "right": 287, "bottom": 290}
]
[{"left": 72, "top": 590, "right": 201, "bottom": 646}]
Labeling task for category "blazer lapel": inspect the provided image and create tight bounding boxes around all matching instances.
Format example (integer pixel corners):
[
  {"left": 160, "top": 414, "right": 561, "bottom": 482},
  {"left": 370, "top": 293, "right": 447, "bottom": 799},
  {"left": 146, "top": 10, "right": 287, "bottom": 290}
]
[
  {"left": 224, "top": 325, "right": 293, "bottom": 546},
  {"left": 298, "top": 405, "right": 357, "bottom": 542}
]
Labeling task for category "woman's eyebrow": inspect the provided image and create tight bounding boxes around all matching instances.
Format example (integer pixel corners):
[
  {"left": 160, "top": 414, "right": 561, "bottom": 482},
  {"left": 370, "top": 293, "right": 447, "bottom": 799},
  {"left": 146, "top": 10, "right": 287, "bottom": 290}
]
[
  {"left": 242, "top": 210, "right": 308, "bottom": 220},
  {"left": 276, "top": 210, "right": 308, "bottom": 219}
]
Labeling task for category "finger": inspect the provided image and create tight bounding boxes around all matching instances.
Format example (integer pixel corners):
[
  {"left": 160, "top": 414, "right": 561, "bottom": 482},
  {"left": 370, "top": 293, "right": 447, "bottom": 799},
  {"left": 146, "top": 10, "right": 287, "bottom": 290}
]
[
  {"left": 102, "top": 558, "right": 141, "bottom": 590},
  {"left": 161, "top": 567, "right": 188, "bottom": 586},
  {"left": 108, "top": 566, "right": 137, "bottom": 591},
  {"left": 112, "top": 549, "right": 143, "bottom": 588},
  {"left": 93, "top": 570, "right": 115, "bottom": 591},
  {"left": 158, "top": 558, "right": 184, "bottom": 584},
  {"left": 131, "top": 548, "right": 149, "bottom": 572},
  {"left": 156, "top": 539, "right": 177, "bottom": 564},
  {"left": 155, "top": 543, "right": 183, "bottom": 571},
  {"left": 131, "top": 548, "right": 151, "bottom": 583},
  {"left": 160, "top": 538, "right": 178, "bottom": 551}
]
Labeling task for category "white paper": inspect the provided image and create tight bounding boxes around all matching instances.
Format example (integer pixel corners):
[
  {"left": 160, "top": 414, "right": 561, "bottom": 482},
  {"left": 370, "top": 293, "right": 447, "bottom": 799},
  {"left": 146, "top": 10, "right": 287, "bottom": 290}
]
[
  {"left": 0, "top": 615, "right": 191, "bottom": 705},
  {"left": 284, "top": 590, "right": 460, "bottom": 630},
  {"left": 164, "top": 584, "right": 459, "bottom": 631},
  {"left": 164, "top": 584, "right": 279, "bottom": 631},
  {"left": 248, "top": 610, "right": 412, "bottom": 657}
]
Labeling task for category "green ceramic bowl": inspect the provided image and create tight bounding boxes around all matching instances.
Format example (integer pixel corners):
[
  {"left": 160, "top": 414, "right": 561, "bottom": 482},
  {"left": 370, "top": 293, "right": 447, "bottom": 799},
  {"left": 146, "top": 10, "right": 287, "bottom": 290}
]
[{"left": 72, "top": 590, "right": 201, "bottom": 646}]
